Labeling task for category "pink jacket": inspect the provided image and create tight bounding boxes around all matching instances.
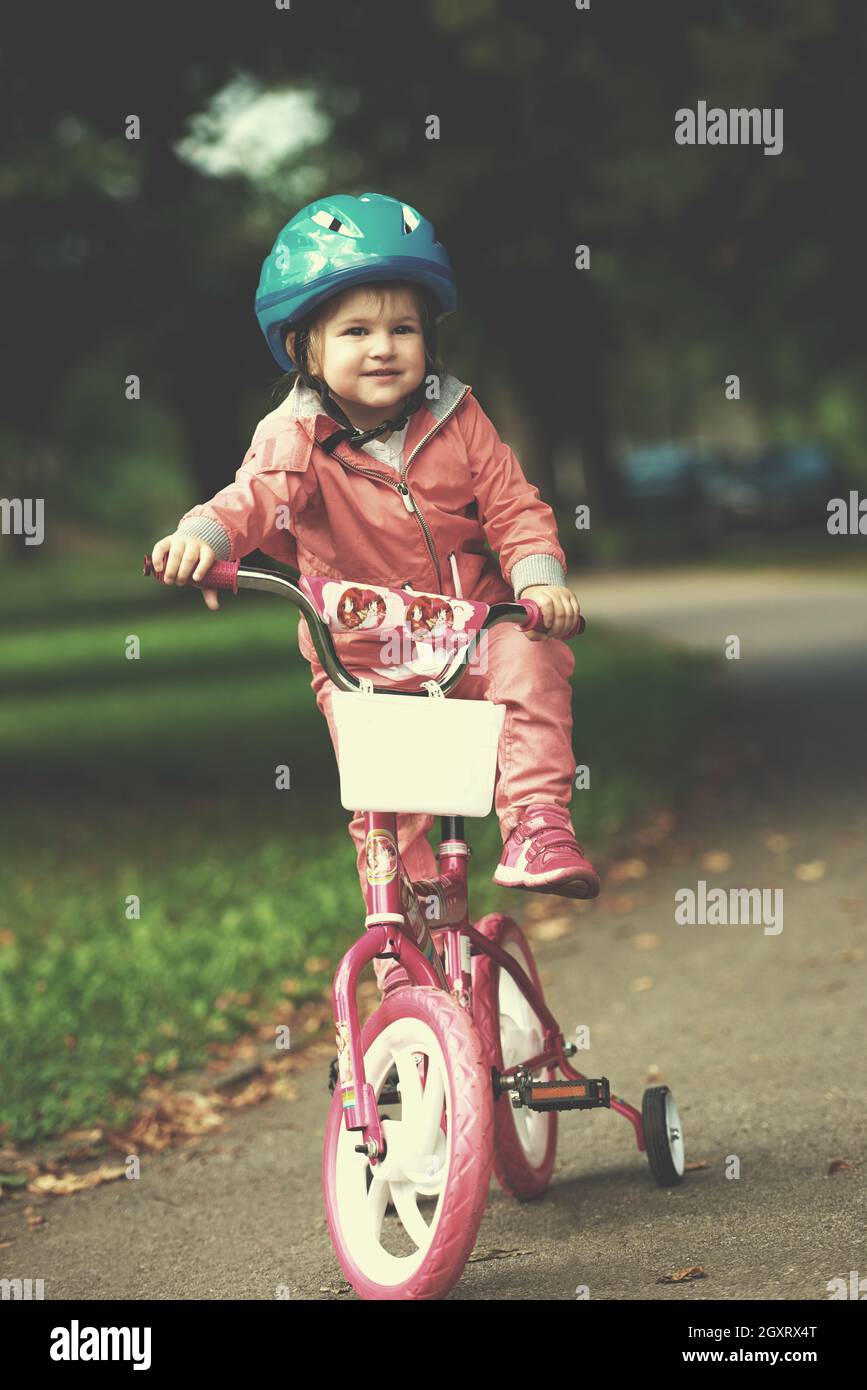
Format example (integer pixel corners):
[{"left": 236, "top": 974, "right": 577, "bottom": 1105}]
[{"left": 176, "top": 373, "right": 567, "bottom": 667}]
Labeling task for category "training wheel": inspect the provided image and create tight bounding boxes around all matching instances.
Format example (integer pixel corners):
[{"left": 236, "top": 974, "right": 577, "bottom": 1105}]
[{"left": 642, "top": 1085, "right": 685, "bottom": 1186}]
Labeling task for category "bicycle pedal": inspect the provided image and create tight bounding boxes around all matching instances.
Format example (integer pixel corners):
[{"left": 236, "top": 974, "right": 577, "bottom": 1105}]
[{"left": 507, "top": 1075, "right": 611, "bottom": 1112}]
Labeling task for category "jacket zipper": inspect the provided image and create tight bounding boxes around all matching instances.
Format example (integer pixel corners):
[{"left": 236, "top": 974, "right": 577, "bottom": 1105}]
[
  {"left": 327, "top": 454, "right": 442, "bottom": 593},
  {"left": 325, "top": 385, "right": 471, "bottom": 596}
]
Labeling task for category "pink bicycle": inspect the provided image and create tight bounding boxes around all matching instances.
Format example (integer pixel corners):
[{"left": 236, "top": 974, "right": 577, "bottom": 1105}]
[{"left": 143, "top": 555, "right": 685, "bottom": 1301}]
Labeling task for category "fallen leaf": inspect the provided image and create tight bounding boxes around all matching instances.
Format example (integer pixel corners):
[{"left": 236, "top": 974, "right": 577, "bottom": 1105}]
[
  {"left": 641, "top": 1066, "right": 665, "bottom": 1084},
  {"left": 269, "top": 1077, "right": 300, "bottom": 1102},
  {"left": 521, "top": 896, "right": 555, "bottom": 922},
  {"left": 610, "top": 894, "right": 640, "bottom": 914},
  {"left": 657, "top": 1265, "right": 707, "bottom": 1284},
  {"left": 524, "top": 916, "right": 572, "bottom": 941},
  {"left": 794, "top": 860, "right": 826, "bottom": 882},
  {"left": 837, "top": 948, "right": 865, "bottom": 963},
  {"left": 609, "top": 859, "right": 648, "bottom": 883},
  {"left": 632, "top": 933, "right": 661, "bottom": 951},
  {"left": 214, "top": 990, "right": 253, "bottom": 1010},
  {"left": 630, "top": 976, "right": 654, "bottom": 993},
  {"left": 107, "top": 1086, "right": 226, "bottom": 1152},
  {"left": 636, "top": 811, "right": 676, "bottom": 846},
  {"left": 27, "top": 1164, "right": 127, "bottom": 1196},
  {"left": 685, "top": 1160, "right": 711, "bottom": 1171},
  {"left": 23, "top": 1205, "right": 45, "bottom": 1227},
  {"left": 836, "top": 898, "right": 863, "bottom": 915},
  {"left": 828, "top": 1158, "right": 863, "bottom": 1174},
  {"left": 761, "top": 832, "right": 791, "bottom": 853},
  {"left": 225, "top": 1078, "right": 272, "bottom": 1108},
  {"left": 701, "top": 851, "right": 731, "bottom": 872}
]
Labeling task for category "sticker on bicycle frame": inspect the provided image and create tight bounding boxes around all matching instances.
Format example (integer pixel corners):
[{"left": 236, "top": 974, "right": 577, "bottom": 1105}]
[
  {"left": 341, "top": 1088, "right": 356, "bottom": 1109},
  {"left": 335, "top": 1021, "right": 353, "bottom": 1088},
  {"left": 460, "top": 934, "right": 471, "bottom": 977},
  {"left": 366, "top": 830, "right": 398, "bottom": 885}
]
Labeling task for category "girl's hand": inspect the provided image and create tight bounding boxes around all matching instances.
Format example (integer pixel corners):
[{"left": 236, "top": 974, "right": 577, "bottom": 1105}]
[
  {"left": 150, "top": 533, "right": 220, "bottom": 611},
  {"left": 519, "top": 584, "right": 580, "bottom": 641}
]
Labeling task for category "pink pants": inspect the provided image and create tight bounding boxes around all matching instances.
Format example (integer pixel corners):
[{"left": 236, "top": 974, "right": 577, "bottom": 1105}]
[{"left": 306, "top": 623, "right": 577, "bottom": 990}]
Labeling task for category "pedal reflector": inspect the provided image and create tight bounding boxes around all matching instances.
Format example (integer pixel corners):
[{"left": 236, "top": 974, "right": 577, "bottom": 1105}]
[{"left": 514, "top": 1077, "right": 610, "bottom": 1112}]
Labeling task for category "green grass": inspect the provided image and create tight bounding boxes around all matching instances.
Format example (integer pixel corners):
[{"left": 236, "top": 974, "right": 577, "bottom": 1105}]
[{"left": 0, "top": 549, "right": 723, "bottom": 1146}]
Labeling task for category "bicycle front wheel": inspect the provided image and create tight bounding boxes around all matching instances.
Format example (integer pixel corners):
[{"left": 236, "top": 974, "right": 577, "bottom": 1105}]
[{"left": 322, "top": 986, "right": 494, "bottom": 1300}]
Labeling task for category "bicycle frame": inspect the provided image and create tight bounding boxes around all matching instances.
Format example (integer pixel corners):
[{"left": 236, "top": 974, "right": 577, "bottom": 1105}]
[
  {"left": 141, "top": 556, "right": 644, "bottom": 1160},
  {"left": 333, "top": 809, "right": 645, "bottom": 1164}
]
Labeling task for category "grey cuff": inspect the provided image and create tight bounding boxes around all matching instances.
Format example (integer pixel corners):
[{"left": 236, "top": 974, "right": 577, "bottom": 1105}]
[
  {"left": 509, "top": 552, "right": 567, "bottom": 597},
  {"left": 175, "top": 517, "right": 232, "bottom": 561}
]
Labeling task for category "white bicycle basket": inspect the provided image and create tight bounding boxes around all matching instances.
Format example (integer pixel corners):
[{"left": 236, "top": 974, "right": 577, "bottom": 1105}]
[{"left": 330, "top": 684, "right": 506, "bottom": 817}]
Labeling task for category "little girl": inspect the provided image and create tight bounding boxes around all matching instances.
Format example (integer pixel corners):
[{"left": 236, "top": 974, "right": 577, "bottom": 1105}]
[{"left": 151, "top": 192, "right": 600, "bottom": 988}]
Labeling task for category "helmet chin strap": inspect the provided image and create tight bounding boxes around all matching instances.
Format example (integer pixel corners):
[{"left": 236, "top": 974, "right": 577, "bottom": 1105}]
[{"left": 293, "top": 327, "right": 433, "bottom": 456}]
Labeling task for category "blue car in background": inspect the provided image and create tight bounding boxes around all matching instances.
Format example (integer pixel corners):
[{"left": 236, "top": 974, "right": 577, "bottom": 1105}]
[
  {"left": 618, "top": 442, "right": 839, "bottom": 528},
  {"left": 617, "top": 444, "right": 710, "bottom": 513},
  {"left": 699, "top": 444, "right": 839, "bottom": 527}
]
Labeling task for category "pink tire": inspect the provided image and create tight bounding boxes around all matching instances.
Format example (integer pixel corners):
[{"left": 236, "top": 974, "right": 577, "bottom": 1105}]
[
  {"left": 322, "top": 986, "right": 494, "bottom": 1300},
  {"left": 471, "top": 913, "right": 558, "bottom": 1199}
]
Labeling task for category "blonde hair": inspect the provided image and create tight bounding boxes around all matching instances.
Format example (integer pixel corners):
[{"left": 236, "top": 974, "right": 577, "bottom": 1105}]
[{"left": 269, "top": 279, "right": 444, "bottom": 404}]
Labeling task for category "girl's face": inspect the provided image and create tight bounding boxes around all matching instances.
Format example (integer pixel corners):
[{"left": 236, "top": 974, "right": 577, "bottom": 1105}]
[{"left": 293, "top": 285, "right": 427, "bottom": 430}]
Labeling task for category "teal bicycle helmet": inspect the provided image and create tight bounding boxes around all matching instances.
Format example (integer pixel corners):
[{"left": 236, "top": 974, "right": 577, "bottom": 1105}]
[
  {"left": 254, "top": 189, "right": 458, "bottom": 450},
  {"left": 254, "top": 192, "right": 457, "bottom": 374}
]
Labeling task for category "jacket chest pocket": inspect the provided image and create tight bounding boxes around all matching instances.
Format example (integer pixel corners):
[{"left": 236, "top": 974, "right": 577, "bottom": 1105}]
[{"left": 245, "top": 429, "right": 315, "bottom": 475}]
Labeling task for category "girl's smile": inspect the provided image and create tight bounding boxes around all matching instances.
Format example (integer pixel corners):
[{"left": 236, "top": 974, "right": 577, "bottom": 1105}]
[{"left": 302, "top": 284, "right": 427, "bottom": 431}]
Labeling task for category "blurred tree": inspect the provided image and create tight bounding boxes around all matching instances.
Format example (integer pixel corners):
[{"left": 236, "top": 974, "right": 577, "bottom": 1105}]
[{"left": 1, "top": 0, "right": 864, "bottom": 544}]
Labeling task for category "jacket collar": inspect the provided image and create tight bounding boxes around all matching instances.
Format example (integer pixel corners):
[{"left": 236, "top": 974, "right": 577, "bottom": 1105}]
[{"left": 277, "top": 372, "right": 470, "bottom": 451}]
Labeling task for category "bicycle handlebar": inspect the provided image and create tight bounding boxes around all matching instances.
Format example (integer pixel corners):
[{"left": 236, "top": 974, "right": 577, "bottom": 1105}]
[
  {"left": 143, "top": 554, "right": 240, "bottom": 593},
  {"left": 142, "top": 555, "right": 584, "bottom": 697}
]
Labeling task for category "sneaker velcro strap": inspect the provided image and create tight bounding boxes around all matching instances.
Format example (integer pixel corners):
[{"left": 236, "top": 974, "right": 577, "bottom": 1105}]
[{"left": 525, "top": 828, "right": 583, "bottom": 856}]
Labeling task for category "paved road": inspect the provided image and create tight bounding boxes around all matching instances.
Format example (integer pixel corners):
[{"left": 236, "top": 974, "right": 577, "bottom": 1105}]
[{"left": 5, "top": 566, "right": 866, "bottom": 1301}]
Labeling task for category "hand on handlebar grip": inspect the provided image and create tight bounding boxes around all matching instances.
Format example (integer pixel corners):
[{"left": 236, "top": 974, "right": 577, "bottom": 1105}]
[
  {"left": 143, "top": 553, "right": 239, "bottom": 599},
  {"left": 519, "top": 597, "right": 585, "bottom": 640}
]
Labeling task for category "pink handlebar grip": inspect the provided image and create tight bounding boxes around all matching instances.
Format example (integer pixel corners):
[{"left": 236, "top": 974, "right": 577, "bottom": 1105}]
[
  {"left": 519, "top": 598, "right": 585, "bottom": 639},
  {"left": 143, "top": 554, "right": 240, "bottom": 594}
]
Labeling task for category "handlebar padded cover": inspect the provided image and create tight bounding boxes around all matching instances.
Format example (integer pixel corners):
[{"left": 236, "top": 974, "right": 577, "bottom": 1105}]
[{"left": 299, "top": 575, "right": 492, "bottom": 651}]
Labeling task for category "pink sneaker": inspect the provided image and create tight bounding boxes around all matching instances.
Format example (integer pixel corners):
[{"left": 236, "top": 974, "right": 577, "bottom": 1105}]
[{"left": 493, "top": 804, "right": 600, "bottom": 900}]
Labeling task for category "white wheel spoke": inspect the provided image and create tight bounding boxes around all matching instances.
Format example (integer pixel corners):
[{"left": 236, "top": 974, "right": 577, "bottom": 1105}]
[
  {"left": 417, "top": 1062, "right": 446, "bottom": 1157},
  {"left": 389, "top": 1181, "right": 432, "bottom": 1248},
  {"left": 497, "top": 939, "right": 552, "bottom": 1166},
  {"left": 366, "top": 1170, "right": 390, "bottom": 1237}
]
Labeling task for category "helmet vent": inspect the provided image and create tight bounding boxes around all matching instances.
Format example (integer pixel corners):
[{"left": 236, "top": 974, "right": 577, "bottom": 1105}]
[{"left": 311, "top": 208, "right": 362, "bottom": 237}]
